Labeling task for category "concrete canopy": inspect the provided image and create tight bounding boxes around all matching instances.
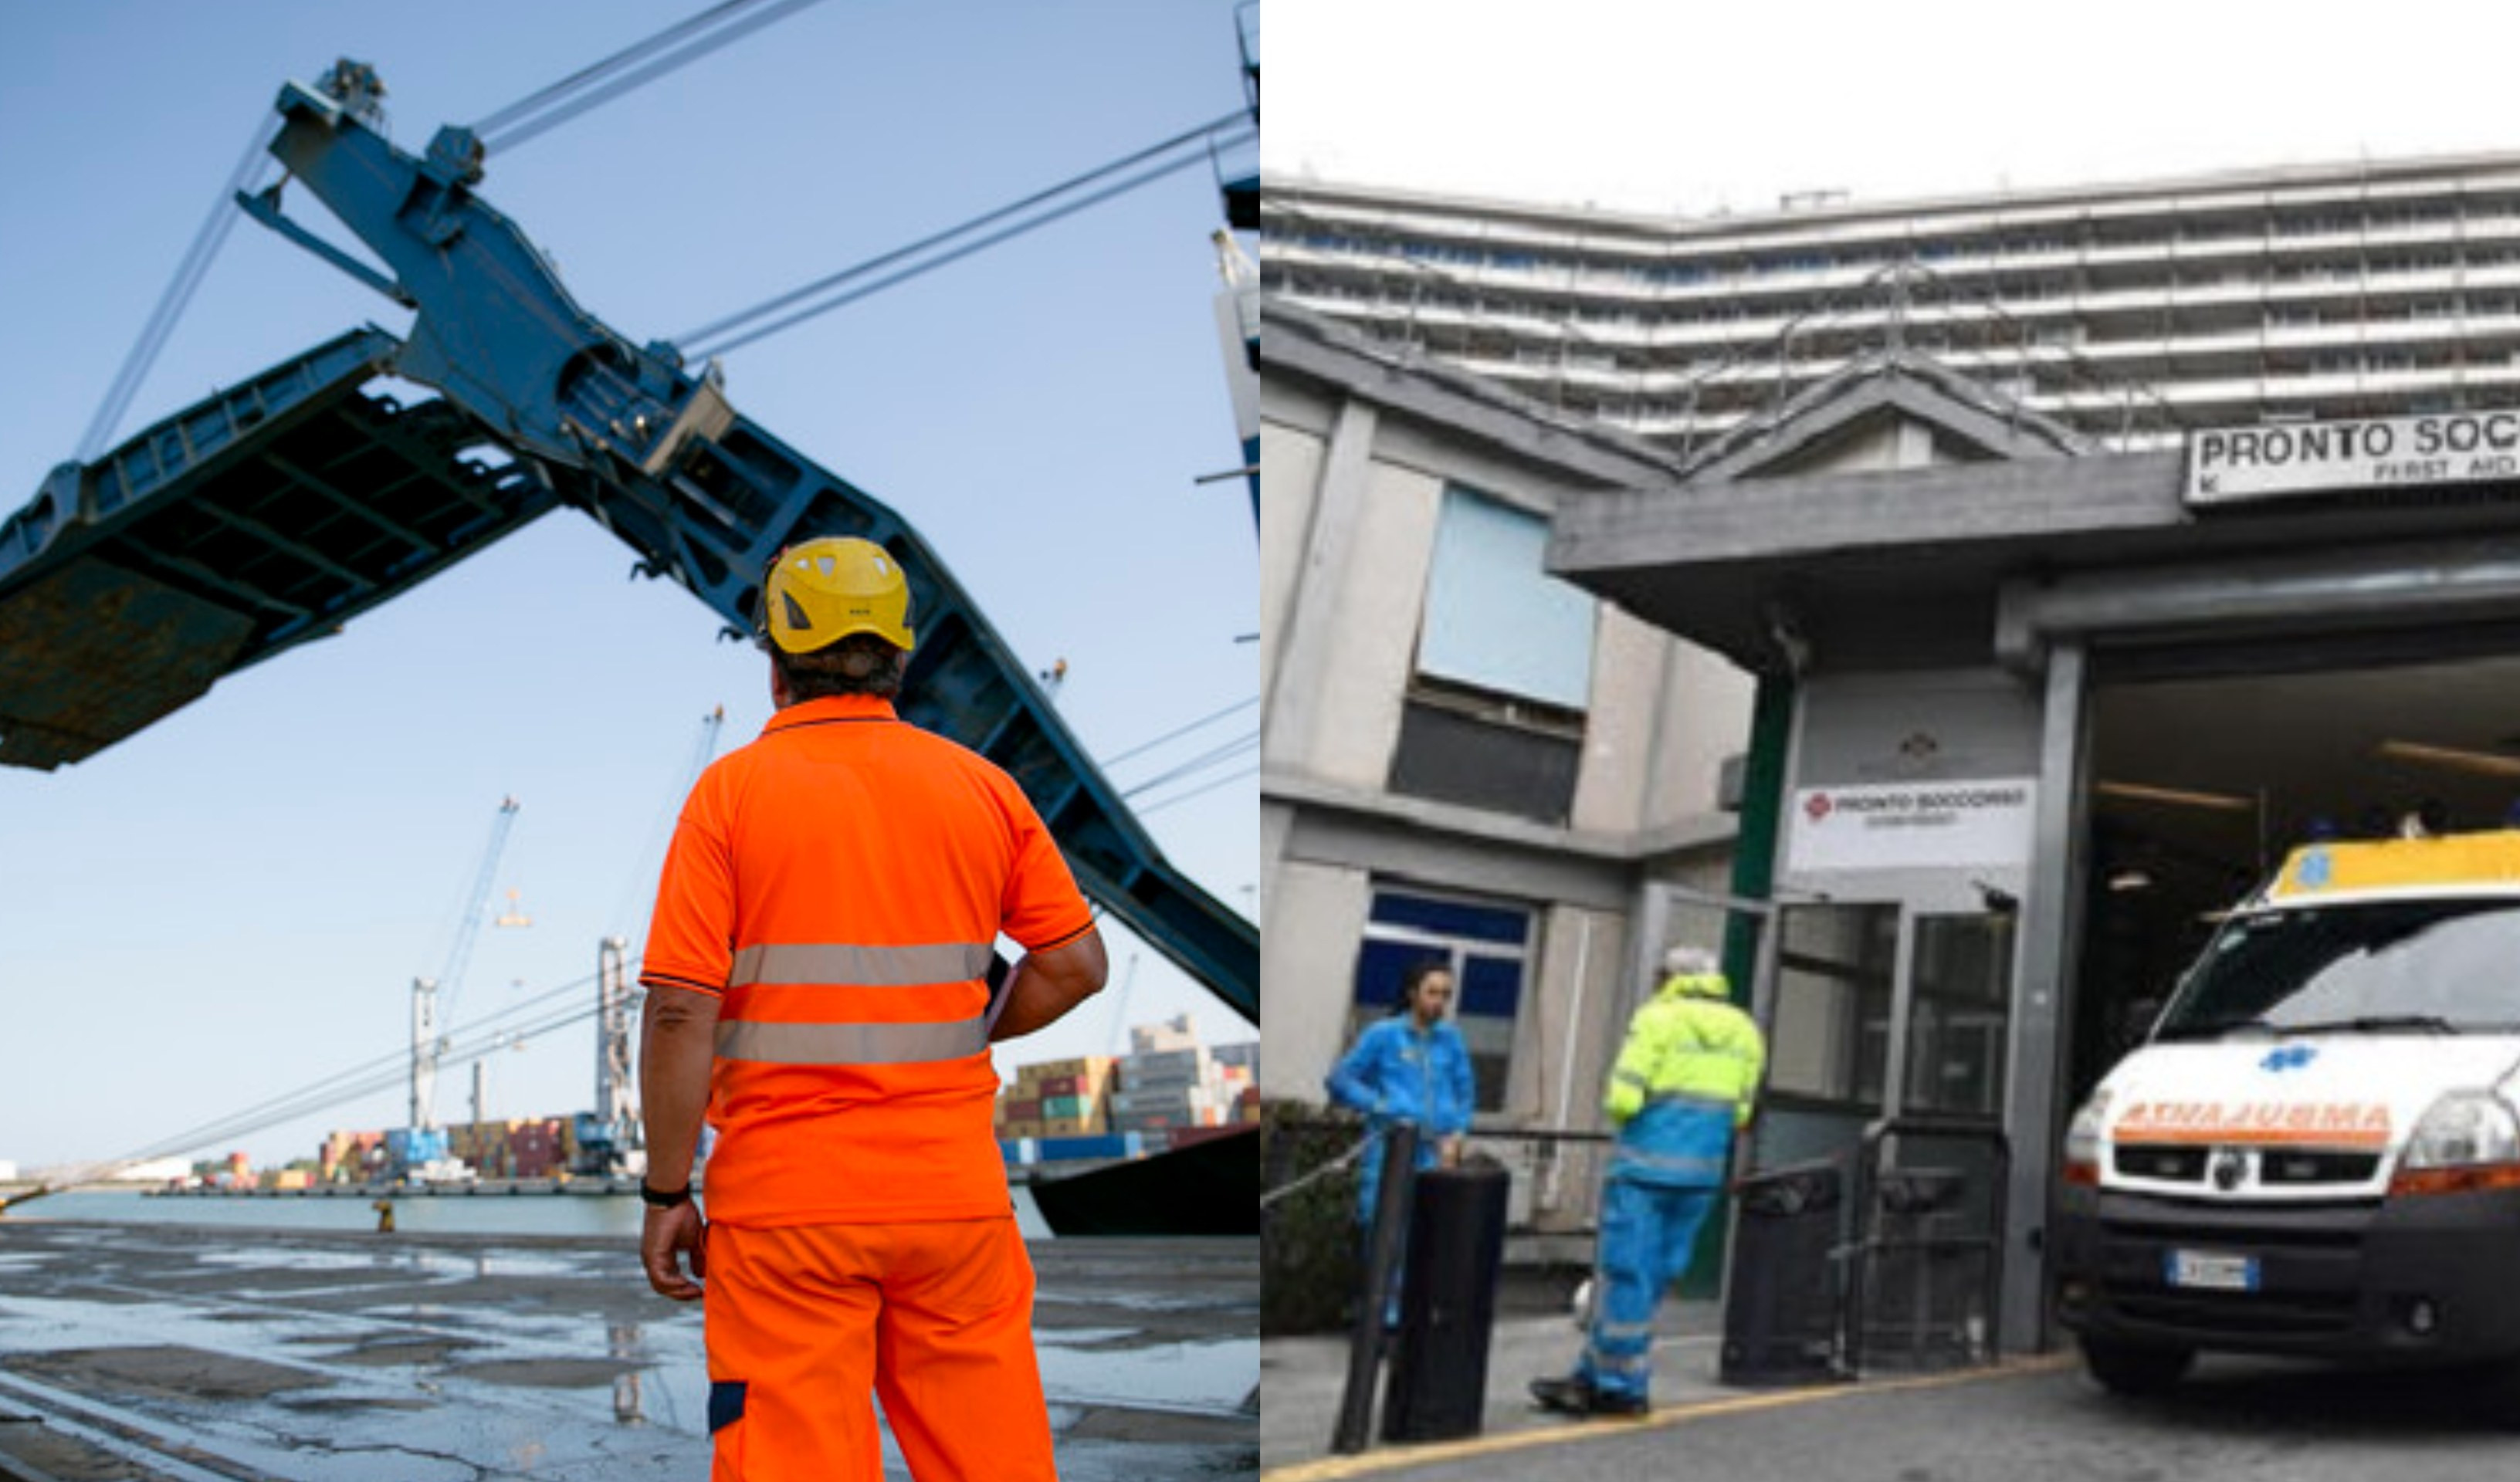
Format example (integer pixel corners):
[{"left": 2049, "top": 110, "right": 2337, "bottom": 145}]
[{"left": 1549, "top": 354, "right": 2520, "bottom": 677}]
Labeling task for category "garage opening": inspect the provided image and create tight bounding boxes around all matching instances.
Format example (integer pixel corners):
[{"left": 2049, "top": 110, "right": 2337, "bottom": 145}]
[{"left": 2071, "top": 649, "right": 2520, "bottom": 1103}]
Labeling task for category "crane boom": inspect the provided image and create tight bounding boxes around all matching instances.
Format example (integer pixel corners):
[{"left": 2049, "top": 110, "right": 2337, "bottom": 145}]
[
  {"left": 0, "top": 63, "right": 1256, "bottom": 1020},
  {"left": 251, "top": 67, "right": 1255, "bottom": 1020},
  {"left": 414, "top": 796, "right": 520, "bottom": 1129}
]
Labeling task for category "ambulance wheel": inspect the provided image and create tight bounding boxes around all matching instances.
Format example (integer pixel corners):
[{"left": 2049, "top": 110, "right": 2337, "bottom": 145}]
[{"left": 2080, "top": 1336, "right": 2193, "bottom": 1396}]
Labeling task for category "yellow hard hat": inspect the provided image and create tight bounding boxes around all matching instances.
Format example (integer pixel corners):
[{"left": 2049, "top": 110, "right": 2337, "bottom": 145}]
[{"left": 760, "top": 536, "right": 914, "bottom": 654}]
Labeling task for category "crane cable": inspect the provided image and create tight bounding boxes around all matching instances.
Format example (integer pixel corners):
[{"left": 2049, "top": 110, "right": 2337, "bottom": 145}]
[
  {"left": 73, "top": 0, "right": 826, "bottom": 462},
  {"left": 111, "top": 964, "right": 626, "bottom": 1167},
  {"left": 76, "top": 115, "right": 280, "bottom": 462},
  {"left": 676, "top": 110, "right": 1257, "bottom": 357},
  {"left": 473, "top": 0, "right": 832, "bottom": 153}
]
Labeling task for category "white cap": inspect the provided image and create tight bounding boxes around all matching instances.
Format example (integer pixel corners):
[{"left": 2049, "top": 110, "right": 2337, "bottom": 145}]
[{"left": 1663, "top": 944, "right": 1719, "bottom": 978}]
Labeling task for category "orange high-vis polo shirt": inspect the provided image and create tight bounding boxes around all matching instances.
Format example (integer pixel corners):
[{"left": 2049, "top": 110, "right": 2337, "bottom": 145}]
[{"left": 641, "top": 693, "right": 1095, "bottom": 1227}]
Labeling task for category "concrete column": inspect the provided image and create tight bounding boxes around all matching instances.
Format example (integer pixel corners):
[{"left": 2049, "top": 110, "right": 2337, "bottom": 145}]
[
  {"left": 1261, "top": 397, "right": 1377, "bottom": 767},
  {"left": 2002, "top": 641, "right": 2086, "bottom": 1354}
]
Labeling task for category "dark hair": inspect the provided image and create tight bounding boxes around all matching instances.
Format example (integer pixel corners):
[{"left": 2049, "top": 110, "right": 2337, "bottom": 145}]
[
  {"left": 1390, "top": 959, "right": 1452, "bottom": 1016},
  {"left": 772, "top": 633, "right": 906, "bottom": 701}
]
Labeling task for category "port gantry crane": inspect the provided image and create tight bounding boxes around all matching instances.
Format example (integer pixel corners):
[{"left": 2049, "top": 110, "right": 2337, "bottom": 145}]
[
  {"left": 412, "top": 795, "right": 521, "bottom": 1133},
  {"left": 0, "top": 62, "right": 1255, "bottom": 1024}
]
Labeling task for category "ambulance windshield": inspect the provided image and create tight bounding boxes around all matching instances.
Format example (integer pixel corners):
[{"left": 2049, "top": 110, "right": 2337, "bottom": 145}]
[{"left": 2156, "top": 897, "right": 2520, "bottom": 1040}]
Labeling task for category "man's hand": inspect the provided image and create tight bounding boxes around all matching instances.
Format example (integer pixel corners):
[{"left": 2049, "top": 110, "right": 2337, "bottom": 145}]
[{"left": 642, "top": 1202, "right": 707, "bottom": 1301}]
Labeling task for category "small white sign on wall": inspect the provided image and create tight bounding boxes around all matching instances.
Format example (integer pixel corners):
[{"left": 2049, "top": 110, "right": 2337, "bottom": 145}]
[{"left": 1785, "top": 778, "right": 2039, "bottom": 872}]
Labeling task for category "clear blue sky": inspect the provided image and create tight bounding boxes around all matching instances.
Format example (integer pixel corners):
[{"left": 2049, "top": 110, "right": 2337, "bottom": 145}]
[{"left": 0, "top": 1, "right": 1258, "bottom": 1172}]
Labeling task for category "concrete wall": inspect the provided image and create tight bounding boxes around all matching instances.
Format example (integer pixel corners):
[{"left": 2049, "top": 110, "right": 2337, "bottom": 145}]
[
  {"left": 1258, "top": 334, "right": 1753, "bottom": 1148},
  {"left": 1256, "top": 418, "right": 1322, "bottom": 711},
  {"left": 1638, "top": 633, "right": 1757, "bottom": 836},
  {"left": 1777, "top": 668, "right": 2046, "bottom": 912},
  {"left": 1256, "top": 857, "right": 1370, "bottom": 1103}
]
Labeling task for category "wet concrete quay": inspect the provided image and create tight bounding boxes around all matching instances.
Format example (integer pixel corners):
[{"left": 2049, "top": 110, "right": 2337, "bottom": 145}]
[{"left": 0, "top": 1219, "right": 1257, "bottom": 1480}]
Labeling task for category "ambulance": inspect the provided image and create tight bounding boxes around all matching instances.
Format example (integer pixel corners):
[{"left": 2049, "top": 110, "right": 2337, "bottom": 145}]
[{"left": 2053, "top": 827, "right": 2520, "bottom": 1398}]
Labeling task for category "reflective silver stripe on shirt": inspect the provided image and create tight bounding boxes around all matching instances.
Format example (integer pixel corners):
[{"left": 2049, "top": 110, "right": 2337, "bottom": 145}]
[
  {"left": 728, "top": 942, "right": 992, "bottom": 989},
  {"left": 715, "top": 1016, "right": 987, "bottom": 1065}
]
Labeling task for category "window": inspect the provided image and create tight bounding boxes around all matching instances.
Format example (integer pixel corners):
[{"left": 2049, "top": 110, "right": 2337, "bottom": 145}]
[
  {"left": 1900, "top": 914, "right": 2014, "bottom": 1120},
  {"left": 1347, "top": 887, "right": 1534, "bottom": 1113},
  {"left": 1768, "top": 903, "right": 1898, "bottom": 1108},
  {"left": 1418, "top": 486, "right": 1594, "bottom": 710},
  {"left": 1389, "top": 486, "right": 1596, "bottom": 823}
]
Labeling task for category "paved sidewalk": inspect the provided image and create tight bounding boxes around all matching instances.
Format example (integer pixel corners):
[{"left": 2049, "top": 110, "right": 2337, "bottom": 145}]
[{"left": 1262, "top": 1297, "right": 1756, "bottom": 1473}]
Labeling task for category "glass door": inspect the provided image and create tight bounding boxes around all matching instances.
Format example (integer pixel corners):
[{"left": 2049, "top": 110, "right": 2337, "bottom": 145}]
[
  {"left": 1750, "top": 901, "right": 1901, "bottom": 1172},
  {"left": 1895, "top": 912, "right": 2015, "bottom": 1124}
]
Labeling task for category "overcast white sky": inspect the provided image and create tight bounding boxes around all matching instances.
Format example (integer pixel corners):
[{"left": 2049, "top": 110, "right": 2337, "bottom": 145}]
[{"left": 1265, "top": 2, "right": 2520, "bottom": 218}]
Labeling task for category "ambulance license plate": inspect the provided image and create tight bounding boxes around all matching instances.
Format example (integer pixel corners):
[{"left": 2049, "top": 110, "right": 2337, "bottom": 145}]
[{"left": 2166, "top": 1250, "right": 2258, "bottom": 1291}]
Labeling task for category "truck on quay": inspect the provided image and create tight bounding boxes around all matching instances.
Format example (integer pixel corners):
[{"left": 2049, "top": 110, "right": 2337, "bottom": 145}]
[{"left": 2056, "top": 826, "right": 2520, "bottom": 1403}]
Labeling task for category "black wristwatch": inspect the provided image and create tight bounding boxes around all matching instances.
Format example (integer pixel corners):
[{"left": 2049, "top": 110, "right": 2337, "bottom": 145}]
[{"left": 640, "top": 1180, "right": 693, "bottom": 1210}]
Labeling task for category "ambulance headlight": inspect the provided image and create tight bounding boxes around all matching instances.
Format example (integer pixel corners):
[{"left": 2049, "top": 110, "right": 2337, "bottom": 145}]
[
  {"left": 2400, "top": 1091, "right": 2520, "bottom": 1170},
  {"left": 2061, "top": 1088, "right": 2111, "bottom": 1186}
]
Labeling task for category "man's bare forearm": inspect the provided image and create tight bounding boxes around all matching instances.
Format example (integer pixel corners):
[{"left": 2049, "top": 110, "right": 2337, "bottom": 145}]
[
  {"left": 640, "top": 986, "right": 720, "bottom": 1189},
  {"left": 989, "top": 929, "right": 1110, "bottom": 1040}
]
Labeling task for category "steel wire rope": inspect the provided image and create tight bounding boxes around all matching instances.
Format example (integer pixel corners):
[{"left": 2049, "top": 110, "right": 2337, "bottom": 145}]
[
  {"left": 1117, "top": 731, "right": 1256, "bottom": 799},
  {"left": 107, "top": 965, "right": 625, "bottom": 1165},
  {"left": 1097, "top": 695, "right": 1258, "bottom": 770},
  {"left": 1132, "top": 762, "right": 1258, "bottom": 818},
  {"left": 684, "top": 125, "right": 1257, "bottom": 359},
  {"left": 1258, "top": 1128, "right": 1378, "bottom": 1210},
  {"left": 673, "top": 109, "right": 1251, "bottom": 350},
  {"left": 117, "top": 1000, "right": 606, "bottom": 1162},
  {"left": 76, "top": 116, "right": 282, "bottom": 461},
  {"left": 116, "top": 993, "right": 615, "bottom": 1164},
  {"left": 471, "top": 0, "right": 798, "bottom": 141},
  {"left": 478, "top": 0, "right": 832, "bottom": 154}
]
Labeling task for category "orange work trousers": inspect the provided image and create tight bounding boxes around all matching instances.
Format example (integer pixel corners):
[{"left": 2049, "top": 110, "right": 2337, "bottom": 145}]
[{"left": 703, "top": 1216, "right": 1055, "bottom": 1481}]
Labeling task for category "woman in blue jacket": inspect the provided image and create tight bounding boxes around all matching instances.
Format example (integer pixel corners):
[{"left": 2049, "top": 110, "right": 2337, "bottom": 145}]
[{"left": 1325, "top": 960, "right": 1475, "bottom": 1267}]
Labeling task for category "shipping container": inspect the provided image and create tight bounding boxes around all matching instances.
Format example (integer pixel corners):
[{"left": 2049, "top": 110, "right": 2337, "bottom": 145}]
[
  {"left": 1035, "top": 1132, "right": 1141, "bottom": 1162},
  {"left": 1017, "top": 1056, "right": 1114, "bottom": 1085}
]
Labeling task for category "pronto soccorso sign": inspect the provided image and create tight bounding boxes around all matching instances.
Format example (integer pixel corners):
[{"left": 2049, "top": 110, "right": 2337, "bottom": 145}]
[
  {"left": 2186, "top": 411, "right": 2520, "bottom": 505},
  {"left": 1784, "top": 779, "right": 2037, "bottom": 872}
]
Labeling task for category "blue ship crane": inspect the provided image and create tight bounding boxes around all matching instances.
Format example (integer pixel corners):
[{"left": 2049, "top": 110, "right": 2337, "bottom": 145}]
[{"left": 0, "top": 61, "right": 1255, "bottom": 1023}]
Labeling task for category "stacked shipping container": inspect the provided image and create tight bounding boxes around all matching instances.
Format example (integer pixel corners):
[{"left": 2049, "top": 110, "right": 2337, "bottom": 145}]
[{"left": 997, "top": 1056, "right": 1115, "bottom": 1140}]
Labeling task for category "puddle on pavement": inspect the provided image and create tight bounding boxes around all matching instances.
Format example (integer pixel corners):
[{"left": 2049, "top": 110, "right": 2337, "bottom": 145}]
[{"left": 1037, "top": 1335, "right": 1258, "bottom": 1414}]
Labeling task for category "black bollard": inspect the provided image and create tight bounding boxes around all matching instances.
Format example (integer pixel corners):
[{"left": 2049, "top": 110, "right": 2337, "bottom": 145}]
[
  {"left": 1382, "top": 1163, "right": 1510, "bottom": 1443},
  {"left": 1331, "top": 1121, "right": 1419, "bottom": 1455}
]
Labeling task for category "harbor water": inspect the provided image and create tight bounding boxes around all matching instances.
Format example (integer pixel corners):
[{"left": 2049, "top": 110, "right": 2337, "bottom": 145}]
[{"left": 18, "top": 1186, "right": 1057, "bottom": 1240}]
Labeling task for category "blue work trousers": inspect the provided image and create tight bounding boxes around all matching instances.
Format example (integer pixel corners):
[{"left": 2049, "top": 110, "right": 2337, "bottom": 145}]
[{"left": 1577, "top": 1176, "right": 1720, "bottom": 1402}]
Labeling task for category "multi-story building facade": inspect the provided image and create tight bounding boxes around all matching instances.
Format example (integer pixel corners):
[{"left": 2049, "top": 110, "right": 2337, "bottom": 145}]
[
  {"left": 1261, "top": 299, "right": 1759, "bottom": 1238},
  {"left": 1266, "top": 151, "right": 2520, "bottom": 1340},
  {"left": 1264, "top": 153, "right": 2520, "bottom": 456}
]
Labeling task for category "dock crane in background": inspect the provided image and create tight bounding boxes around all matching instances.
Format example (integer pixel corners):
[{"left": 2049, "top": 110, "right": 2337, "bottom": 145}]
[
  {"left": 578, "top": 704, "right": 725, "bottom": 1176},
  {"left": 410, "top": 796, "right": 520, "bottom": 1149},
  {"left": 0, "top": 59, "right": 1257, "bottom": 1024}
]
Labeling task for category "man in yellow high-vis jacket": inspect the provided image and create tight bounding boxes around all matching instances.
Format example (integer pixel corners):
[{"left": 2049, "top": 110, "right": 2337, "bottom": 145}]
[{"left": 1532, "top": 945, "right": 1763, "bottom": 1418}]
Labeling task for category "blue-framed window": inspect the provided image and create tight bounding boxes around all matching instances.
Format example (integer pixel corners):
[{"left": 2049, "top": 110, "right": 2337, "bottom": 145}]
[{"left": 1345, "top": 885, "right": 1534, "bottom": 1112}]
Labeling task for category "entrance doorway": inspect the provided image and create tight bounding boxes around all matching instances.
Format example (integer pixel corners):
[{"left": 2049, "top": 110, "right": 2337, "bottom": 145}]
[
  {"left": 2073, "top": 648, "right": 2520, "bottom": 1108},
  {"left": 1751, "top": 902, "right": 2015, "bottom": 1172}
]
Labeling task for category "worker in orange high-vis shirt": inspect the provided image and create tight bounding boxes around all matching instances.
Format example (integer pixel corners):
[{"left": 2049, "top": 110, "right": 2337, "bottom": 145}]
[{"left": 637, "top": 535, "right": 1108, "bottom": 1482}]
